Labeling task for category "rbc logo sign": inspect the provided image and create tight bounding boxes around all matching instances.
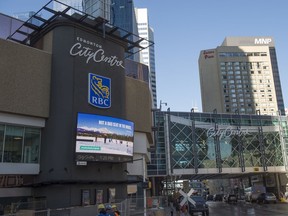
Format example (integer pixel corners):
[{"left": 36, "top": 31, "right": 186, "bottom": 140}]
[{"left": 88, "top": 73, "right": 111, "bottom": 108}]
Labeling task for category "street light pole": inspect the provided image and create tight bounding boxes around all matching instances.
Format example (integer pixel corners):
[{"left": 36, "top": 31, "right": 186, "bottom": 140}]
[{"left": 160, "top": 100, "right": 167, "bottom": 111}]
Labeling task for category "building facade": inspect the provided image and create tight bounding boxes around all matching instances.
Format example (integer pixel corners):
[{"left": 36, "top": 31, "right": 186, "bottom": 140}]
[
  {"left": 83, "top": 0, "right": 111, "bottom": 21},
  {"left": 53, "top": 0, "right": 84, "bottom": 15},
  {"left": 110, "top": 0, "right": 140, "bottom": 62},
  {"left": 199, "top": 37, "right": 285, "bottom": 116},
  {"left": 135, "top": 8, "right": 157, "bottom": 108},
  {"left": 0, "top": 3, "right": 153, "bottom": 211}
]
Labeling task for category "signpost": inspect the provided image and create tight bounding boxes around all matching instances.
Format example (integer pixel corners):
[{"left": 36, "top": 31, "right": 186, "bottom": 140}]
[{"left": 179, "top": 189, "right": 196, "bottom": 207}]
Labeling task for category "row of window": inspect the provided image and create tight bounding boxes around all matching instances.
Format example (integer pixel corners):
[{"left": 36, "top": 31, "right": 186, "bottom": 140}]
[
  {"left": 224, "top": 93, "right": 273, "bottom": 101},
  {"left": 222, "top": 79, "right": 272, "bottom": 86},
  {"left": 221, "top": 70, "right": 271, "bottom": 75},
  {"left": 219, "top": 52, "right": 268, "bottom": 57},
  {"left": 220, "top": 61, "right": 268, "bottom": 66},
  {"left": 0, "top": 124, "right": 41, "bottom": 163}
]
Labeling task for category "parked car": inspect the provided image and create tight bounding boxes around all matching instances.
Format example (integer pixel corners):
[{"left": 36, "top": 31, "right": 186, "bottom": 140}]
[
  {"left": 225, "top": 194, "right": 237, "bottom": 203},
  {"left": 213, "top": 194, "right": 223, "bottom": 201},
  {"left": 237, "top": 194, "right": 245, "bottom": 200},
  {"left": 206, "top": 194, "right": 214, "bottom": 201},
  {"left": 257, "top": 192, "right": 277, "bottom": 204},
  {"left": 188, "top": 195, "right": 209, "bottom": 216}
]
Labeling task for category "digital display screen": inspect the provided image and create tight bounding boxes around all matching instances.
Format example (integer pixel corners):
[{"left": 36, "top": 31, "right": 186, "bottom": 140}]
[{"left": 75, "top": 113, "right": 134, "bottom": 162}]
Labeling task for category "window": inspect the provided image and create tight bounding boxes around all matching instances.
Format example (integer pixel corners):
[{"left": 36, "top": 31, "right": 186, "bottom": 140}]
[
  {"left": 24, "top": 128, "right": 41, "bottom": 163},
  {"left": 0, "top": 125, "right": 4, "bottom": 162},
  {"left": 4, "top": 126, "right": 23, "bottom": 162},
  {"left": 0, "top": 125, "right": 40, "bottom": 163},
  {"left": 236, "top": 80, "right": 242, "bottom": 84}
]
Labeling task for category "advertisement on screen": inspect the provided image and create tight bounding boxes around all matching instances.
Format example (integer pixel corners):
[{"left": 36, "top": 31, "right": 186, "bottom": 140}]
[{"left": 75, "top": 113, "right": 134, "bottom": 161}]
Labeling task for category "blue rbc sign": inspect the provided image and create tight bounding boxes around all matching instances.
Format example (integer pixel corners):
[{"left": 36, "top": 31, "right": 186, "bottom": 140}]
[{"left": 88, "top": 73, "right": 111, "bottom": 108}]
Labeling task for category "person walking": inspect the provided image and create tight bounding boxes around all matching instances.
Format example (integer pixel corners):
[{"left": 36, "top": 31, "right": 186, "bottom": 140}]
[
  {"left": 105, "top": 204, "right": 116, "bottom": 216},
  {"left": 97, "top": 204, "right": 107, "bottom": 216},
  {"left": 112, "top": 204, "right": 120, "bottom": 216}
]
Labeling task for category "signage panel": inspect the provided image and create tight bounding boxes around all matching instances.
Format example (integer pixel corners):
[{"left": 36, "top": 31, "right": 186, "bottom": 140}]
[{"left": 88, "top": 73, "right": 111, "bottom": 109}]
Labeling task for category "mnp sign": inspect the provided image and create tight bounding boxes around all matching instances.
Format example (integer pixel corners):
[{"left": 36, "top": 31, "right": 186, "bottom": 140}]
[
  {"left": 88, "top": 73, "right": 111, "bottom": 108},
  {"left": 254, "top": 38, "right": 272, "bottom": 45}
]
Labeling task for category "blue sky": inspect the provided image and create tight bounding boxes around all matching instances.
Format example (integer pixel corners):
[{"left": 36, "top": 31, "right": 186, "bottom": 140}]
[{"left": 1, "top": 0, "right": 287, "bottom": 112}]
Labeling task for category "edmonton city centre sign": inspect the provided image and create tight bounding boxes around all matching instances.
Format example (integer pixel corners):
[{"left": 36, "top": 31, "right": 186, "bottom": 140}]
[{"left": 69, "top": 36, "right": 125, "bottom": 69}]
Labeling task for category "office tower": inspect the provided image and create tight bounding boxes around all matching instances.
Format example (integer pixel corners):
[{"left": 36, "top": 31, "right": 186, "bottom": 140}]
[
  {"left": 53, "top": 0, "right": 83, "bottom": 15},
  {"left": 109, "top": 0, "right": 140, "bottom": 62},
  {"left": 83, "top": 0, "right": 111, "bottom": 21},
  {"left": 199, "top": 37, "right": 285, "bottom": 115},
  {"left": 135, "top": 8, "right": 157, "bottom": 108}
]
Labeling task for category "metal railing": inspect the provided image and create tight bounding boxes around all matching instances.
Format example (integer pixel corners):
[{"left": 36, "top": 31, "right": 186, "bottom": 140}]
[{"left": 1, "top": 196, "right": 169, "bottom": 216}]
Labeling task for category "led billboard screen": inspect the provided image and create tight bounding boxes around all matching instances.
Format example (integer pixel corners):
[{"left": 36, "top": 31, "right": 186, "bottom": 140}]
[{"left": 75, "top": 113, "right": 134, "bottom": 162}]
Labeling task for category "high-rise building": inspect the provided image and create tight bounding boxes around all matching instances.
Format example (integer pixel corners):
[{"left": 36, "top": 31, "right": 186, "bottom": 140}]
[
  {"left": 199, "top": 36, "right": 285, "bottom": 115},
  {"left": 110, "top": 0, "right": 140, "bottom": 62},
  {"left": 53, "top": 0, "right": 83, "bottom": 15},
  {"left": 83, "top": 0, "right": 111, "bottom": 21},
  {"left": 135, "top": 8, "right": 157, "bottom": 108}
]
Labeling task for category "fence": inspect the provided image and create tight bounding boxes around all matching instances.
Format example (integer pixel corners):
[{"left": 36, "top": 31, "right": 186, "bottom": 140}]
[{"left": 1, "top": 196, "right": 169, "bottom": 216}]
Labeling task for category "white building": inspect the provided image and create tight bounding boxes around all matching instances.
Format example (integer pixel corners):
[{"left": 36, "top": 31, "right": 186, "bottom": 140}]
[{"left": 135, "top": 8, "right": 157, "bottom": 108}]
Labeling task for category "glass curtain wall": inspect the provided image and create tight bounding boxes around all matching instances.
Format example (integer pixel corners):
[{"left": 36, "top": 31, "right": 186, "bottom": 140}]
[
  {"left": 159, "top": 112, "right": 288, "bottom": 172},
  {"left": 0, "top": 124, "right": 41, "bottom": 164}
]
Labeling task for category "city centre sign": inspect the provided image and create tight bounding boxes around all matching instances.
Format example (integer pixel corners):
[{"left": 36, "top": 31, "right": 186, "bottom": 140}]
[
  {"left": 69, "top": 37, "right": 125, "bottom": 69},
  {"left": 207, "top": 126, "right": 250, "bottom": 139}
]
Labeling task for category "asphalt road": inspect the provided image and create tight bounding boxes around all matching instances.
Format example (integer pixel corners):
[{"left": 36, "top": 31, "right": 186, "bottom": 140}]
[{"left": 207, "top": 200, "right": 288, "bottom": 216}]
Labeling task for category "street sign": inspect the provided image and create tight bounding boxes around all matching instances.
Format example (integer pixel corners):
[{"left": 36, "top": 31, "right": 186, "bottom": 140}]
[{"left": 179, "top": 189, "right": 196, "bottom": 207}]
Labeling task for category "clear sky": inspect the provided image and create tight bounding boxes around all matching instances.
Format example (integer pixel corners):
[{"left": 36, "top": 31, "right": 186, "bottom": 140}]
[{"left": 1, "top": 0, "right": 287, "bottom": 112}]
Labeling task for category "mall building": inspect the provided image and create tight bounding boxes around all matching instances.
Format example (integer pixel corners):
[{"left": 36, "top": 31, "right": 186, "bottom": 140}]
[{"left": 0, "top": 2, "right": 154, "bottom": 210}]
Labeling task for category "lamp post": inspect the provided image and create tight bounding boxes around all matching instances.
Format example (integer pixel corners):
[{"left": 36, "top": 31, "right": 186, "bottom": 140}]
[{"left": 160, "top": 100, "right": 167, "bottom": 111}]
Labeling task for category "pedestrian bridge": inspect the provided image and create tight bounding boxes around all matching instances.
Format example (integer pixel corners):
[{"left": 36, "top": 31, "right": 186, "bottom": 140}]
[{"left": 149, "top": 111, "right": 288, "bottom": 180}]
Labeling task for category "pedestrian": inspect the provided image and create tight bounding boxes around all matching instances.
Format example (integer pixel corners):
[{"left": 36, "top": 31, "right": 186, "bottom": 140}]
[
  {"left": 105, "top": 204, "right": 116, "bottom": 216},
  {"left": 97, "top": 203, "right": 107, "bottom": 216},
  {"left": 112, "top": 204, "right": 120, "bottom": 216}
]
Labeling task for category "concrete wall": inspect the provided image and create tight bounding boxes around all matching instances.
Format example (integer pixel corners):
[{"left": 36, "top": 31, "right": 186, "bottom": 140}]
[
  {"left": 125, "top": 77, "right": 153, "bottom": 142},
  {"left": 0, "top": 39, "right": 51, "bottom": 117}
]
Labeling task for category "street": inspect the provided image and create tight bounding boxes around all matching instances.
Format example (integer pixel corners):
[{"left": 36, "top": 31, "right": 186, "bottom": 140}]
[{"left": 206, "top": 200, "right": 288, "bottom": 216}]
